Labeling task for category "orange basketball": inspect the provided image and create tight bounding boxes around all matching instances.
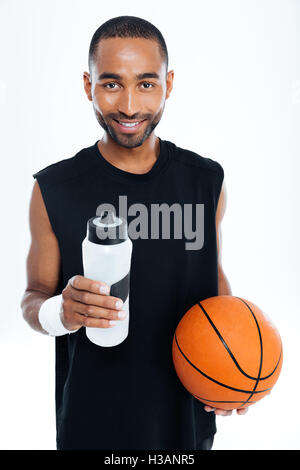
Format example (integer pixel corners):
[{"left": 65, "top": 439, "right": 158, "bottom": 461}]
[{"left": 172, "top": 295, "right": 283, "bottom": 410}]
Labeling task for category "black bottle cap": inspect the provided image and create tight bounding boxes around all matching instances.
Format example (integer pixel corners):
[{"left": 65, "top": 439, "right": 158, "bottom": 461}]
[{"left": 86, "top": 210, "right": 128, "bottom": 245}]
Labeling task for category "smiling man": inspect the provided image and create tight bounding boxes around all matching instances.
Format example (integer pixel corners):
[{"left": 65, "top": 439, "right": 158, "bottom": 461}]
[
  {"left": 21, "top": 15, "right": 246, "bottom": 451},
  {"left": 84, "top": 31, "right": 170, "bottom": 173}
]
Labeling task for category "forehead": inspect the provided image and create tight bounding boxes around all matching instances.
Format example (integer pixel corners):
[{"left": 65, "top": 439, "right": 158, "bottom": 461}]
[{"left": 93, "top": 37, "right": 164, "bottom": 74}]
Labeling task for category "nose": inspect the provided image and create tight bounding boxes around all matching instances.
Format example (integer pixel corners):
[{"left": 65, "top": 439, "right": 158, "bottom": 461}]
[{"left": 117, "top": 88, "right": 140, "bottom": 117}]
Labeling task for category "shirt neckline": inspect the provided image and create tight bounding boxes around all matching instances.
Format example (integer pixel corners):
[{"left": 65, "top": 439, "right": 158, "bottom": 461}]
[{"left": 91, "top": 137, "right": 170, "bottom": 183}]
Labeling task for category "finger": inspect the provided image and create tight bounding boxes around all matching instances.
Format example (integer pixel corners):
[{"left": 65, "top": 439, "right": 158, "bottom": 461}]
[
  {"left": 69, "top": 284, "right": 124, "bottom": 311},
  {"left": 67, "top": 308, "right": 119, "bottom": 329},
  {"left": 82, "top": 315, "right": 118, "bottom": 329},
  {"left": 204, "top": 406, "right": 216, "bottom": 412},
  {"left": 214, "top": 409, "right": 233, "bottom": 416},
  {"left": 236, "top": 407, "right": 248, "bottom": 415},
  {"left": 73, "top": 300, "right": 127, "bottom": 321},
  {"left": 62, "top": 311, "right": 86, "bottom": 329},
  {"left": 69, "top": 275, "right": 110, "bottom": 295}
]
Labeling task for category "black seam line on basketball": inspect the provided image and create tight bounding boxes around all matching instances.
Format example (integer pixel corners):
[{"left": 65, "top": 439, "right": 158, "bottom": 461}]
[
  {"left": 191, "top": 393, "right": 254, "bottom": 404},
  {"left": 197, "top": 301, "right": 265, "bottom": 381},
  {"left": 259, "top": 343, "right": 283, "bottom": 379},
  {"left": 197, "top": 300, "right": 281, "bottom": 381},
  {"left": 234, "top": 297, "right": 263, "bottom": 407},
  {"left": 174, "top": 333, "right": 271, "bottom": 395}
]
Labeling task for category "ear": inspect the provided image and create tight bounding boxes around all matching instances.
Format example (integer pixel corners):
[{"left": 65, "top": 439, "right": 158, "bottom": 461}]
[
  {"left": 83, "top": 71, "right": 92, "bottom": 101},
  {"left": 165, "top": 70, "right": 174, "bottom": 100}
]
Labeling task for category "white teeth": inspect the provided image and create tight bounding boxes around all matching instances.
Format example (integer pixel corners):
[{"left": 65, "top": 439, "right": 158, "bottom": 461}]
[{"left": 118, "top": 121, "right": 140, "bottom": 127}]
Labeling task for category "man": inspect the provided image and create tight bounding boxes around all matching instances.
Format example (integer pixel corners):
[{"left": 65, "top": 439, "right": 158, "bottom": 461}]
[{"left": 20, "top": 15, "right": 247, "bottom": 451}]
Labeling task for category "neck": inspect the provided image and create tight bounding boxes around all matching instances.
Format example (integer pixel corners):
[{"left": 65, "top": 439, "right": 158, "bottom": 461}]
[{"left": 97, "top": 134, "right": 160, "bottom": 175}]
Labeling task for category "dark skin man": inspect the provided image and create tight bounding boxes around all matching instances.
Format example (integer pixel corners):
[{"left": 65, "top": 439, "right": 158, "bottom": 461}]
[{"left": 21, "top": 36, "right": 247, "bottom": 417}]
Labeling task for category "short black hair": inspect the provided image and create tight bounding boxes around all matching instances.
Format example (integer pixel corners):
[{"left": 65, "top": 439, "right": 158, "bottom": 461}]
[{"left": 88, "top": 15, "right": 169, "bottom": 74}]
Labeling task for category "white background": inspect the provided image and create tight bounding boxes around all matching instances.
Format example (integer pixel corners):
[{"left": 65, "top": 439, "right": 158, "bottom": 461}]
[{"left": 0, "top": 0, "right": 299, "bottom": 450}]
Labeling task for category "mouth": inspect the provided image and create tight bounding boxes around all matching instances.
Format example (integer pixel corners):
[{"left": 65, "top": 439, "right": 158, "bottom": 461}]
[{"left": 113, "top": 119, "right": 146, "bottom": 133}]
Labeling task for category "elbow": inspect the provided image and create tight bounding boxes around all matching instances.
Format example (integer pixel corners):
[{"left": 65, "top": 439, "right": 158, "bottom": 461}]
[{"left": 20, "top": 289, "right": 36, "bottom": 321}]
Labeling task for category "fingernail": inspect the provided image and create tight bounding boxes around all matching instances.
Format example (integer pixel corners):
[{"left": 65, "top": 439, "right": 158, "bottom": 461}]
[
  {"left": 115, "top": 300, "right": 123, "bottom": 310},
  {"left": 118, "top": 310, "right": 127, "bottom": 319},
  {"left": 100, "top": 285, "right": 110, "bottom": 294},
  {"left": 109, "top": 320, "right": 117, "bottom": 326}
]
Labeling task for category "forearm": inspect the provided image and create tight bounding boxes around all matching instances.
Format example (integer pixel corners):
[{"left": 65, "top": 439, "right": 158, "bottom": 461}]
[
  {"left": 20, "top": 290, "right": 51, "bottom": 335},
  {"left": 218, "top": 269, "right": 232, "bottom": 295}
]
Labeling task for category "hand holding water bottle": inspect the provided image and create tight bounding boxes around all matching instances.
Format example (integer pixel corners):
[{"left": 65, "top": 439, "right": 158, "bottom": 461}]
[{"left": 60, "top": 274, "right": 128, "bottom": 331}]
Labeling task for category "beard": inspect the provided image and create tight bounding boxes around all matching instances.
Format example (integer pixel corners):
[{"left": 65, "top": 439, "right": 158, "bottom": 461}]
[{"left": 92, "top": 104, "right": 165, "bottom": 149}]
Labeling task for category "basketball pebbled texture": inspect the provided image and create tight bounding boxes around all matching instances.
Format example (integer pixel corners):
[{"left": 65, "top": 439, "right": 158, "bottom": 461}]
[{"left": 172, "top": 295, "right": 283, "bottom": 410}]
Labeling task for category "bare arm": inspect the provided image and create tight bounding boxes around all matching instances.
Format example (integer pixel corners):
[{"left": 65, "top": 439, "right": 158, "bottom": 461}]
[
  {"left": 205, "top": 177, "right": 248, "bottom": 416},
  {"left": 20, "top": 180, "right": 127, "bottom": 335},
  {"left": 20, "top": 180, "right": 62, "bottom": 334},
  {"left": 215, "top": 176, "right": 232, "bottom": 296}
]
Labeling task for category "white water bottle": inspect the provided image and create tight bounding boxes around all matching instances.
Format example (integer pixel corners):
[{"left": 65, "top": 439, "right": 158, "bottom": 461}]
[{"left": 82, "top": 210, "right": 133, "bottom": 347}]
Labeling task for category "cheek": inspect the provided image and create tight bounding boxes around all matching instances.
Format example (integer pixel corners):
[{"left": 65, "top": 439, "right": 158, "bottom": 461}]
[
  {"left": 92, "top": 87, "right": 116, "bottom": 109},
  {"left": 143, "top": 89, "right": 165, "bottom": 113},
  {"left": 102, "top": 94, "right": 117, "bottom": 107}
]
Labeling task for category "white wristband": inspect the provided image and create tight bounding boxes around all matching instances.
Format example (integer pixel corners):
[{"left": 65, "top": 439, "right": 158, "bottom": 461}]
[{"left": 38, "top": 294, "right": 79, "bottom": 337}]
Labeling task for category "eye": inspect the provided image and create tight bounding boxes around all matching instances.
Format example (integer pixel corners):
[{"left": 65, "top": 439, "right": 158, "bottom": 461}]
[
  {"left": 102, "top": 82, "right": 154, "bottom": 90},
  {"left": 141, "top": 82, "right": 154, "bottom": 89},
  {"left": 103, "top": 82, "right": 118, "bottom": 89}
]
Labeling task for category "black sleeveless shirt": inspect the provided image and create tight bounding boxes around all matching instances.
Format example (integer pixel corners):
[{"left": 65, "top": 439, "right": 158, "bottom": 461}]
[{"left": 32, "top": 137, "right": 224, "bottom": 450}]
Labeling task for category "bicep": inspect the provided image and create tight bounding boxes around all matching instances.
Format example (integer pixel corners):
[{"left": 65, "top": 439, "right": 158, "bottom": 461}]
[
  {"left": 215, "top": 176, "right": 227, "bottom": 271},
  {"left": 25, "top": 180, "right": 61, "bottom": 295}
]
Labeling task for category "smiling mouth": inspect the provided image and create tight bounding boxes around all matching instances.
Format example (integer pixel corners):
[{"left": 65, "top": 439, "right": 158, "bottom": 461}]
[
  {"left": 114, "top": 119, "right": 146, "bottom": 127},
  {"left": 113, "top": 119, "right": 147, "bottom": 132}
]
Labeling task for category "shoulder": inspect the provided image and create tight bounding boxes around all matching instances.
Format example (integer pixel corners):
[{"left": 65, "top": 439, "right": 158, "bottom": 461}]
[
  {"left": 165, "top": 139, "right": 224, "bottom": 177},
  {"left": 32, "top": 144, "right": 95, "bottom": 189}
]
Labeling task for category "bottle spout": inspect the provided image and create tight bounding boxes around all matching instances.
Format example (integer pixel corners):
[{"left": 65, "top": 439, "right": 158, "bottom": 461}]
[{"left": 100, "top": 210, "right": 116, "bottom": 225}]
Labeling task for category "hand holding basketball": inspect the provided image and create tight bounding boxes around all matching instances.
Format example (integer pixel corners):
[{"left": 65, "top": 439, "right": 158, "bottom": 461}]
[
  {"left": 204, "top": 405, "right": 248, "bottom": 415},
  {"left": 204, "top": 388, "right": 271, "bottom": 415}
]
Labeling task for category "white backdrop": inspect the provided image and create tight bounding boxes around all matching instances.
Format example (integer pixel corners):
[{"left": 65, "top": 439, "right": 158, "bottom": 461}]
[{"left": 0, "top": 0, "right": 299, "bottom": 450}]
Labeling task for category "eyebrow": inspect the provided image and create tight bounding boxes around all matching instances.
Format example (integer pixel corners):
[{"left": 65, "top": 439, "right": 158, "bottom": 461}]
[{"left": 98, "top": 72, "right": 160, "bottom": 81}]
